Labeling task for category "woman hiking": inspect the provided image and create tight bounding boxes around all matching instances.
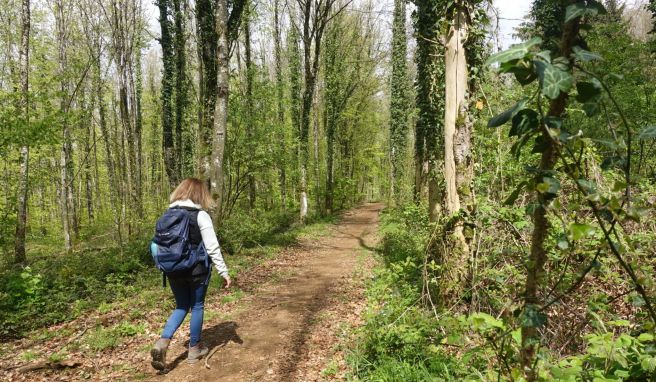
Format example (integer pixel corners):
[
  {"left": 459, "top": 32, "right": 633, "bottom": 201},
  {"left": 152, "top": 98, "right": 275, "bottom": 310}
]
[{"left": 150, "top": 178, "right": 231, "bottom": 370}]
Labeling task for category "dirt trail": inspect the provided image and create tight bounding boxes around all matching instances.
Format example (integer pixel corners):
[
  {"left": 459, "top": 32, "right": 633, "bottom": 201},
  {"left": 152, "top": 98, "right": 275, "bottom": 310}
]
[{"left": 152, "top": 203, "right": 382, "bottom": 382}]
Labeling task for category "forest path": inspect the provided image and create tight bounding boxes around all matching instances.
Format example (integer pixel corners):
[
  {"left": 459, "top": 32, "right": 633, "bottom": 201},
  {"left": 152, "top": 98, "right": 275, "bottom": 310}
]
[{"left": 151, "top": 203, "right": 383, "bottom": 382}]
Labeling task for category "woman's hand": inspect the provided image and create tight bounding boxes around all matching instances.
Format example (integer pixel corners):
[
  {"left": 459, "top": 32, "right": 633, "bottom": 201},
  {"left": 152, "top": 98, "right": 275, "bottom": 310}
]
[{"left": 223, "top": 275, "right": 232, "bottom": 289}]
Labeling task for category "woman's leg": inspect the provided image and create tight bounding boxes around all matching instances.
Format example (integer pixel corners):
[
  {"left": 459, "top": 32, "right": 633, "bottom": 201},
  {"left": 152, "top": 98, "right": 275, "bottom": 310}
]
[
  {"left": 161, "top": 278, "right": 192, "bottom": 339},
  {"left": 188, "top": 281, "right": 209, "bottom": 347}
]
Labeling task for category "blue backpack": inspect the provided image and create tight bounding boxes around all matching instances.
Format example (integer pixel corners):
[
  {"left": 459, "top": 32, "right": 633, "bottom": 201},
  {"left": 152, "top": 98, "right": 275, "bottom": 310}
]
[{"left": 150, "top": 208, "right": 209, "bottom": 286}]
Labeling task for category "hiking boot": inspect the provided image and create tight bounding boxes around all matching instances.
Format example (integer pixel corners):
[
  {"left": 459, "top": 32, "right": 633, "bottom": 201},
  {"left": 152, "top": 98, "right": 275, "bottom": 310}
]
[
  {"left": 187, "top": 343, "right": 209, "bottom": 364},
  {"left": 150, "top": 338, "right": 170, "bottom": 371}
]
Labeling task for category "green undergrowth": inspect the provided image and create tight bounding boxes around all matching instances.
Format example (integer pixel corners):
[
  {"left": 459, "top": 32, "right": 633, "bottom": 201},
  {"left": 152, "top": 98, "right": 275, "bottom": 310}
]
[
  {"left": 0, "top": 208, "right": 337, "bottom": 341},
  {"left": 348, "top": 205, "right": 656, "bottom": 381}
]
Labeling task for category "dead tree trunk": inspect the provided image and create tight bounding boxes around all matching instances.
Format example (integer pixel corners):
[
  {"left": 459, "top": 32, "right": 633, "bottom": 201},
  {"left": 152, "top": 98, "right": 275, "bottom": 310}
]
[{"left": 441, "top": 3, "right": 472, "bottom": 302}]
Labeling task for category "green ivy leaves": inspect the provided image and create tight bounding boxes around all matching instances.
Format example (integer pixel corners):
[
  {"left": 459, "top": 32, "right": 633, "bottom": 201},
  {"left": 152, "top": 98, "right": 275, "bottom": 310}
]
[
  {"left": 487, "top": 98, "right": 527, "bottom": 128},
  {"left": 637, "top": 125, "right": 656, "bottom": 140},
  {"left": 565, "top": 0, "right": 606, "bottom": 23},
  {"left": 485, "top": 37, "right": 542, "bottom": 66},
  {"left": 576, "top": 80, "right": 603, "bottom": 117},
  {"left": 535, "top": 60, "right": 574, "bottom": 99},
  {"left": 568, "top": 223, "right": 596, "bottom": 241}
]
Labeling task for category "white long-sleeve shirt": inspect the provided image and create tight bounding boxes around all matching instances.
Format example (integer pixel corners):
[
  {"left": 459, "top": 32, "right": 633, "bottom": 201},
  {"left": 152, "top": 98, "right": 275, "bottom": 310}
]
[{"left": 169, "top": 199, "right": 229, "bottom": 278}]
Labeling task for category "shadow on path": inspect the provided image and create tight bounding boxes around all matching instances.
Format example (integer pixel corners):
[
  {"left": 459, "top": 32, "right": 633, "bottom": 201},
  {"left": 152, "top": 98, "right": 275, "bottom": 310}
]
[{"left": 165, "top": 321, "right": 243, "bottom": 373}]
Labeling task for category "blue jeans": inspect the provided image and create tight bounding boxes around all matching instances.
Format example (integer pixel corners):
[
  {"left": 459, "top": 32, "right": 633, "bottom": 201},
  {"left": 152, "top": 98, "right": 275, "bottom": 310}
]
[{"left": 161, "top": 277, "right": 209, "bottom": 347}]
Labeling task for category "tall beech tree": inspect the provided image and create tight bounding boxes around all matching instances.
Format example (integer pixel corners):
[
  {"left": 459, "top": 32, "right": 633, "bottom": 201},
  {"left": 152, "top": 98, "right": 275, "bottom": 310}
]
[
  {"left": 273, "top": 0, "right": 287, "bottom": 207},
  {"left": 14, "top": 0, "right": 30, "bottom": 263}
]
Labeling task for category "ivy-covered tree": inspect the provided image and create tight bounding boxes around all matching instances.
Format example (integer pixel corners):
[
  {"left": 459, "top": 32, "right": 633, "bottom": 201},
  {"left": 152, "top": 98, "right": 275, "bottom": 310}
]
[
  {"left": 158, "top": 0, "right": 177, "bottom": 186},
  {"left": 389, "top": 0, "right": 410, "bottom": 204},
  {"left": 411, "top": 0, "right": 443, "bottom": 220}
]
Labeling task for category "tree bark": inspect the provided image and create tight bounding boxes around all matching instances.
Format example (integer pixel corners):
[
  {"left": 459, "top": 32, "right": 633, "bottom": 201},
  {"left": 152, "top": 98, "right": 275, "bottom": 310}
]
[
  {"left": 55, "top": 0, "right": 73, "bottom": 251},
  {"left": 211, "top": 0, "right": 230, "bottom": 219},
  {"left": 14, "top": 0, "right": 30, "bottom": 264},
  {"left": 196, "top": 0, "right": 217, "bottom": 181},
  {"left": 443, "top": 4, "right": 469, "bottom": 247}
]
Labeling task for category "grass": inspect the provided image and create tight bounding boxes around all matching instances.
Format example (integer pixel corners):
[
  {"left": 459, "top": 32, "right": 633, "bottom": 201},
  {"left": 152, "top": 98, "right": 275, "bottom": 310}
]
[
  {"left": 321, "top": 359, "right": 340, "bottom": 377},
  {"left": 19, "top": 350, "right": 39, "bottom": 362},
  {"left": 84, "top": 327, "right": 121, "bottom": 351},
  {"left": 220, "top": 288, "right": 245, "bottom": 304}
]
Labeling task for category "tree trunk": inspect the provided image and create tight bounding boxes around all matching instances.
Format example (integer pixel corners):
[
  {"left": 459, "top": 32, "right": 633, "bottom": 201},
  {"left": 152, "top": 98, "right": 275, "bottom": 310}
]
[
  {"left": 313, "top": 90, "right": 321, "bottom": 215},
  {"left": 244, "top": 6, "right": 256, "bottom": 210},
  {"left": 274, "top": 0, "right": 287, "bottom": 208},
  {"left": 520, "top": 7, "right": 580, "bottom": 379},
  {"left": 196, "top": 0, "right": 217, "bottom": 181},
  {"left": 84, "top": 94, "right": 94, "bottom": 221},
  {"left": 55, "top": 0, "right": 73, "bottom": 251},
  {"left": 174, "top": 0, "right": 187, "bottom": 179},
  {"left": 211, "top": 0, "right": 229, "bottom": 219},
  {"left": 288, "top": 24, "right": 302, "bottom": 206},
  {"left": 159, "top": 0, "right": 177, "bottom": 186},
  {"left": 134, "top": 37, "right": 144, "bottom": 217},
  {"left": 14, "top": 0, "right": 30, "bottom": 264},
  {"left": 440, "top": 4, "right": 472, "bottom": 301},
  {"left": 389, "top": 0, "right": 409, "bottom": 204},
  {"left": 95, "top": 53, "right": 124, "bottom": 248}
]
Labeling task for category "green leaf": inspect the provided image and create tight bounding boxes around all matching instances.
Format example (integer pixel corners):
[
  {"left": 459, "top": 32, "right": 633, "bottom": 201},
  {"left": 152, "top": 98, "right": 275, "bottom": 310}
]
[
  {"left": 568, "top": 223, "right": 596, "bottom": 241},
  {"left": 510, "top": 109, "right": 539, "bottom": 137},
  {"left": 565, "top": 1, "right": 605, "bottom": 23},
  {"left": 520, "top": 305, "right": 547, "bottom": 328},
  {"left": 486, "top": 37, "right": 542, "bottom": 66},
  {"left": 504, "top": 181, "right": 528, "bottom": 205},
  {"left": 565, "top": 3, "right": 588, "bottom": 23},
  {"left": 511, "top": 132, "right": 534, "bottom": 158},
  {"left": 469, "top": 312, "right": 505, "bottom": 331},
  {"left": 576, "top": 80, "right": 603, "bottom": 117},
  {"left": 572, "top": 46, "right": 602, "bottom": 62},
  {"left": 488, "top": 98, "right": 528, "bottom": 128},
  {"left": 641, "top": 357, "right": 656, "bottom": 372},
  {"left": 576, "top": 179, "right": 597, "bottom": 195},
  {"left": 535, "top": 60, "right": 573, "bottom": 99},
  {"left": 636, "top": 125, "right": 656, "bottom": 140},
  {"left": 537, "top": 176, "right": 560, "bottom": 195},
  {"left": 576, "top": 81, "right": 602, "bottom": 103}
]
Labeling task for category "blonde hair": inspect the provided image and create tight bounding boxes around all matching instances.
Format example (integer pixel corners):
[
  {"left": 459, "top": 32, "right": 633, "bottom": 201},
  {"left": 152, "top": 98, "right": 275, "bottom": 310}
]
[{"left": 170, "top": 178, "right": 214, "bottom": 210}]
